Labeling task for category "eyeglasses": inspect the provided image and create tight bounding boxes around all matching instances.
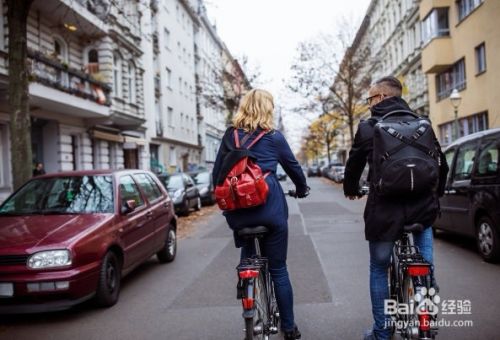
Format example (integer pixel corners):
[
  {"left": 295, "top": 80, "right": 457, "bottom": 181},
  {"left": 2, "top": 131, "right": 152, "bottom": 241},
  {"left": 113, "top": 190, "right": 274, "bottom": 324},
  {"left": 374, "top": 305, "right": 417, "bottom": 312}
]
[{"left": 365, "top": 93, "right": 386, "bottom": 105}]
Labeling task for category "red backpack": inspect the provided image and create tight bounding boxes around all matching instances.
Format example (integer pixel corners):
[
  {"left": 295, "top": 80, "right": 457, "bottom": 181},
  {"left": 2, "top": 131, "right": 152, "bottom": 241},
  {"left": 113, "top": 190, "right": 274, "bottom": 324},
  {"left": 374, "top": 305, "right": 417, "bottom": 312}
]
[{"left": 214, "top": 129, "right": 270, "bottom": 211}]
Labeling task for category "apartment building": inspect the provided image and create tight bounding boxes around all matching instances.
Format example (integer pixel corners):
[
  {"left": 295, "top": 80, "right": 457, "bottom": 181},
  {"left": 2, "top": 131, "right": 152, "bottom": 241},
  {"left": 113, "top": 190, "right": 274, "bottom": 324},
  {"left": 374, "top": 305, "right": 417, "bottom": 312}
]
[
  {"left": 419, "top": 0, "right": 499, "bottom": 145},
  {"left": 192, "top": 1, "right": 226, "bottom": 168},
  {"left": 147, "top": 0, "right": 202, "bottom": 173},
  {"left": 0, "top": 0, "right": 146, "bottom": 200}
]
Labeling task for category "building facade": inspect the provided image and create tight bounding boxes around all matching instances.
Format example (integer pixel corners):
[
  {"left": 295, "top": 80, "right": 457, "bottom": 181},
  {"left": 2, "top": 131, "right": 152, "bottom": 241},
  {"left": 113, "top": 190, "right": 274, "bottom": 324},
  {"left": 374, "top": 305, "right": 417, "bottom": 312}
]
[
  {"left": 147, "top": 0, "right": 203, "bottom": 173},
  {"left": 419, "top": 0, "right": 499, "bottom": 145},
  {"left": 192, "top": 1, "right": 226, "bottom": 168},
  {"left": 0, "top": 0, "right": 147, "bottom": 200},
  {"left": 0, "top": 0, "right": 250, "bottom": 200}
]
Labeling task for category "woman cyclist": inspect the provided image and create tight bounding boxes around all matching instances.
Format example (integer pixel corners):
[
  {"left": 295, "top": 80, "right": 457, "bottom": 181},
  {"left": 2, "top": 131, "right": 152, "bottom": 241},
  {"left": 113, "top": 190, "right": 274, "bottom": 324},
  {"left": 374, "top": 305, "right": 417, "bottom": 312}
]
[{"left": 212, "top": 89, "right": 309, "bottom": 339}]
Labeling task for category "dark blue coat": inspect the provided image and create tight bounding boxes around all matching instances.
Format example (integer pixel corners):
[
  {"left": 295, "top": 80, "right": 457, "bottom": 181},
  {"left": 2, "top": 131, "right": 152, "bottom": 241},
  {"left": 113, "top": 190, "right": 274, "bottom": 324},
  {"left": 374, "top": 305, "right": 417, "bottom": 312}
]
[{"left": 212, "top": 128, "right": 307, "bottom": 245}]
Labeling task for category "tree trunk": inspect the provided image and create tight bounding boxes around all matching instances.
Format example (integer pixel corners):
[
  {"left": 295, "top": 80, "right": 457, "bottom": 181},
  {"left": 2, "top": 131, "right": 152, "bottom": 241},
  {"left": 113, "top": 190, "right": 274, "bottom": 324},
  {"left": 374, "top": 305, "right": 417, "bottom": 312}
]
[
  {"left": 348, "top": 113, "right": 354, "bottom": 146},
  {"left": 7, "top": 0, "right": 33, "bottom": 190}
]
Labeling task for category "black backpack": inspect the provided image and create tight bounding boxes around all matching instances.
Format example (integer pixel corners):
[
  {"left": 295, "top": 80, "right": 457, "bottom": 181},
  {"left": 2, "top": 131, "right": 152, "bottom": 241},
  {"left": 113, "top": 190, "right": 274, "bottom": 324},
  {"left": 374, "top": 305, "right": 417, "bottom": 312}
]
[{"left": 371, "top": 110, "right": 441, "bottom": 198}]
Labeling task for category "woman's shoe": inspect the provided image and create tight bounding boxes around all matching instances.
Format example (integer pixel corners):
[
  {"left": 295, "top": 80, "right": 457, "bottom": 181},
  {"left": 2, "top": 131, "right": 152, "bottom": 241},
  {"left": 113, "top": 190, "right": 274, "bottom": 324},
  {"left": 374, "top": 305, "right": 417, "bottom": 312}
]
[{"left": 283, "top": 325, "right": 301, "bottom": 339}]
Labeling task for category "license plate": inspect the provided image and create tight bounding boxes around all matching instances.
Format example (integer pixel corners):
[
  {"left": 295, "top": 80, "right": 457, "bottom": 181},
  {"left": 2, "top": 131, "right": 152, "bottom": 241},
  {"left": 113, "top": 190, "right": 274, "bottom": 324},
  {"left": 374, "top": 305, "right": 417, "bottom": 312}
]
[{"left": 0, "top": 283, "right": 13, "bottom": 297}]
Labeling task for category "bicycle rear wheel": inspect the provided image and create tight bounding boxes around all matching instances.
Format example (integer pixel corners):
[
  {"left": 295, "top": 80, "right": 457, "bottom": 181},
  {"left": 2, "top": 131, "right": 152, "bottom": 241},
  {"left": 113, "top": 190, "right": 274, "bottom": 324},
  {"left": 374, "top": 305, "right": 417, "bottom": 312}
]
[{"left": 245, "top": 272, "right": 268, "bottom": 340}]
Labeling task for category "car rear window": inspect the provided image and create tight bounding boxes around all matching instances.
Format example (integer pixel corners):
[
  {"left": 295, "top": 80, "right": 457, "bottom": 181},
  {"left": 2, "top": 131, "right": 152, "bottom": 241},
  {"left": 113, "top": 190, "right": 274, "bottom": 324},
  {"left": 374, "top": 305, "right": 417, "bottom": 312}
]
[{"left": 0, "top": 176, "right": 114, "bottom": 215}]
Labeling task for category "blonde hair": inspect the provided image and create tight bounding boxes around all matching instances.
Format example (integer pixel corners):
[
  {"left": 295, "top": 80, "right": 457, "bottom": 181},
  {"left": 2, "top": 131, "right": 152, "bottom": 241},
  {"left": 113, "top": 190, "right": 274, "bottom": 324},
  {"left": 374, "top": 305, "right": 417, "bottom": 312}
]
[{"left": 232, "top": 89, "right": 275, "bottom": 131}]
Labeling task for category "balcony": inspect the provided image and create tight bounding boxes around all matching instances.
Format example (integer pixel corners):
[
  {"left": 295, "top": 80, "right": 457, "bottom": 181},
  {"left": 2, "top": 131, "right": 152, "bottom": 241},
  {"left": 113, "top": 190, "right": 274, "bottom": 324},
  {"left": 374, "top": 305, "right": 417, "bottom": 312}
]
[
  {"left": 421, "top": 37, "right": 454, "bottom": 74},
  {"left": 28, "top": 49, "right": 111, "bottom": 118},
  {"left": 32, "top": 0, "right": 108, "bottom": 37}
]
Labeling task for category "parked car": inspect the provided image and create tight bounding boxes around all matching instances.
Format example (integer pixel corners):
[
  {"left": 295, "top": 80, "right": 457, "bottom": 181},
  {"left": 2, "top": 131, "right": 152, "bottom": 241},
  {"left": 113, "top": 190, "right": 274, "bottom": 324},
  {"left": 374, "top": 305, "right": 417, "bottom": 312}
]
[
  {"left": 276, "top": 164, "right": 287, "bottom": 181},
  {"left": 157, "top": 173, "right": 201, "bottom": 215},
  {"left": 307, "top": 165, "right": 321, "bottom": 177},
  {"left": 0, "top": 170, "right": 177, "bottom": 313},
  {"left": 188, "top": 170, "right": 216, "bottom": 205},
  {"left": 320, "top": 164, "right": 330, "bottom": 177},
  {"left": 434, "top": 128, "right": 500, "bottom": 262},
  {"left": 324, "top": 162, "right": 344, "bottom": 182}
]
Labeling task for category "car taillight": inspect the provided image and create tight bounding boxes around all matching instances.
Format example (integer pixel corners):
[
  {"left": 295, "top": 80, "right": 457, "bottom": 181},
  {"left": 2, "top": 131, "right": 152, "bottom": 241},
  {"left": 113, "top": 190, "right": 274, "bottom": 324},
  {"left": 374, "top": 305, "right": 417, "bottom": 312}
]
[
  {"left": 407, "top": 265, "right": 430, "bottom": 276},
  {"left": 419, "top": 313, "right": 431, "bottom": 331},
  {"left": 239, "top": 269, "right": 259, "bottom": 279},
  {"left": 242, "top": 297, "right": 254, "bottom": 309}
]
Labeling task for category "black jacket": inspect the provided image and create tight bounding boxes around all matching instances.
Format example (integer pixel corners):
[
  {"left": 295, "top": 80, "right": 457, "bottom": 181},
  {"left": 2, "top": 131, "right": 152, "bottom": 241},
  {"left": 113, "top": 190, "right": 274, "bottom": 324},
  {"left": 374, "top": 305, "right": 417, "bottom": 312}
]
[{"left": 343, "top": 96, "right": 449, "bottom": 241}]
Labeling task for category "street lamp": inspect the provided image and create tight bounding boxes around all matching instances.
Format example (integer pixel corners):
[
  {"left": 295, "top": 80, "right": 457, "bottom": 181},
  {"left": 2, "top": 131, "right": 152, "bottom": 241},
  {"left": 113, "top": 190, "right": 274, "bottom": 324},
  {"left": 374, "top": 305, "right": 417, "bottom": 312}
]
[{"left": 449, "top": 89, "right": 462, "bottom": 141}]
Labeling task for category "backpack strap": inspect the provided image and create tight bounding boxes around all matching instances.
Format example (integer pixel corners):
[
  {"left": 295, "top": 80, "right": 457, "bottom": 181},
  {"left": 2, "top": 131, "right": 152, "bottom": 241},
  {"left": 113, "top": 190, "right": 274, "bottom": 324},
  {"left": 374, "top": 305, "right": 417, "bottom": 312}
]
[
  {"left": 381, "top": 110, "right": 419, "bottom": 121},
  {"left": 246, "top": 130, "right": 268, "bottom": 150},
  {"left": 233, "top": 129, "right": 241, "bottom": 148},
  {"left": 381, "top": 126, "right": 439, "bottom": 160}
]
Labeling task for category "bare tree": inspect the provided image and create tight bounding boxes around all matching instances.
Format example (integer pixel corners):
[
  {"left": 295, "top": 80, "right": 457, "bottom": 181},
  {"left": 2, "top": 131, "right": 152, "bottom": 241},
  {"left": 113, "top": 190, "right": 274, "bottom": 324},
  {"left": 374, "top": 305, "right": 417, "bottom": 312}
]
[
  {"left": 7, "top": 0, "right": 34, "bottom": 190},
  {"left": 325, "top": 16, "right": 375, "bottom": 145},
  {"left": 286, "top": 33, "right": 337, "bottom": 117}
]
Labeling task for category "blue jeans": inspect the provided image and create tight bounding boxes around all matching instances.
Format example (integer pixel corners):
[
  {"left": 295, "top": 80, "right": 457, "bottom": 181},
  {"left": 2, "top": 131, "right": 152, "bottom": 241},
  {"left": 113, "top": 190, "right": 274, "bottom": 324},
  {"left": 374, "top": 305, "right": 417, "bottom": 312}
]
[
  {"left": 368, "top": 227, "right": 434, "bottom": 340},
  {"left": 240, "top": 224, "right": 295, "bottom": 332}
]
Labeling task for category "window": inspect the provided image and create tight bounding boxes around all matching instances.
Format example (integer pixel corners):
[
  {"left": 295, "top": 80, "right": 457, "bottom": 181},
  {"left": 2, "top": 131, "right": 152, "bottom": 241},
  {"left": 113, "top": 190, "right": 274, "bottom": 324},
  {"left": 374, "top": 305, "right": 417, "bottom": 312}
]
[
  {"left": 164, "top": 28, "right": 170, "bottom": 49},
  {"left": 167, "top": 107, "right": 173, "bottom": 126},
  {"left": 166, "top": 68, "right": 172, "bottom": 88},
  {"left": 421, "top": 7, "right": 449, "bottom": 44},
  {"left": 178, "top": 77, "right": 182, "bottom": 94},
  {"left": 127, "top": 62, "right": 136, "bottom": 103},
  {"left": 134, "top": 173, "right": 162, "bottom": 202},
  {"left": 444, "top": 149, "right": 456, "bottom": 182},
  {"left": 0, "top": 176, "right": 114, "bottom": 214},
  {"left": 86, "top": 48, "right": 99, "bottom": 74},
  {"left": 475, "top": 140, "right": 499, "bottom": 176},
  {"left": 457, "top": 0, "right": 483, "bottom": 21},
  {"left": 475, "top": 43, "right": 486, "bottom": 74},
  {"left": 436, "top": 58, "right": 466, "bottom": 100},
  {"left": 439, "top": 112, "right": 488, "bottom": 144},
  {"left": 53, "top": 36, "right": 68, "bottom": 62},
  {"left": 119, "top": 175, "right": 144, "bottom": 211},
  {"left": 155, "top": 100, "right": 163, "bottom": 136},
  {"left": 113, "top": 52, "right": 123, "bottom": 97},
  {"left": 453, "top": 142, "right": 477, "bottom": 181}
]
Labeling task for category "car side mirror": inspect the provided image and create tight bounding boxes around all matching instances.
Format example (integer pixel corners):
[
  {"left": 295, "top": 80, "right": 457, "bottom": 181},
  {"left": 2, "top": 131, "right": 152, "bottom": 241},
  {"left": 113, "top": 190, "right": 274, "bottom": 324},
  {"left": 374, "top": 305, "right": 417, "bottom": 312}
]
[
  {"left": 121, "top": 199, "right": 137, "bottom": 214},
  {"left": 186, "top": 182, "right": 194, "bottom": 188}
]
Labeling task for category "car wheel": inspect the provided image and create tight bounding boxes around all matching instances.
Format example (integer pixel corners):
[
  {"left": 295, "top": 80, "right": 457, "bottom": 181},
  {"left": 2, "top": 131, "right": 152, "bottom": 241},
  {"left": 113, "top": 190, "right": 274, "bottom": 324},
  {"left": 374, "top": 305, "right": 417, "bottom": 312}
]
[
  {"left": 157, "top": 226, "right": 177, "bottom": 263},
  {"left": 476, "top": 215, "right": 500, "bottom": 262},
  {"left": 95, "top": 251, "right": 121, "bottom": 307},
  {"left": 195, "top": 196, "right": 201, "bottom": 211}
]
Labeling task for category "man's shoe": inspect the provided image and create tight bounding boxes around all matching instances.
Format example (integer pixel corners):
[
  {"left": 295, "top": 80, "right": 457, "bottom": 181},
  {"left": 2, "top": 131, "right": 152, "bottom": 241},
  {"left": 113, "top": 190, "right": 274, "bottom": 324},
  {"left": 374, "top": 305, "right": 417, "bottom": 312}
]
[{"left": 283, "top": 325, "right": 301, "bottom": 340}]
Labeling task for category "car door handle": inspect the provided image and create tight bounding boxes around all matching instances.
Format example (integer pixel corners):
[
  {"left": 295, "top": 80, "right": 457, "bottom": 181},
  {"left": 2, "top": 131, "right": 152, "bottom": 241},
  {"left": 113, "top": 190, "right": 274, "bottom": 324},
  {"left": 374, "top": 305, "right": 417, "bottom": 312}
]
[
  {"left": 163, "top": 202, "right": 170, "bottom": 208},
  {"left": 446, "top": 189, "right": 456, "bottom": 194},
  {"left": 146, "top": 211, "right": 153, "bottom": 219}
]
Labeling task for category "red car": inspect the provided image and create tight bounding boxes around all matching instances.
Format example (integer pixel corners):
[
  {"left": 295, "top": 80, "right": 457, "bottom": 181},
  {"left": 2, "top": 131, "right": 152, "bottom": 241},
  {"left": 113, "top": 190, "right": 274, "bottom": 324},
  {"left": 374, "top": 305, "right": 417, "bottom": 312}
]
[{"left": 0, "top": 170, "right": 177, "bottom": 313}]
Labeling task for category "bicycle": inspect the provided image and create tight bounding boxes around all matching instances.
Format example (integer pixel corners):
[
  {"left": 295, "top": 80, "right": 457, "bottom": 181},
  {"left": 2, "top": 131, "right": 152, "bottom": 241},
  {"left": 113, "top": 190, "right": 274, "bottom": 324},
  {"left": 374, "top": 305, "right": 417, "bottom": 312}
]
[
  {"left": 388, "top": 223, "right": 439, "bottom": 340},
  {"left": 236, "top": 190, "right": 300, "bottom": 340}
]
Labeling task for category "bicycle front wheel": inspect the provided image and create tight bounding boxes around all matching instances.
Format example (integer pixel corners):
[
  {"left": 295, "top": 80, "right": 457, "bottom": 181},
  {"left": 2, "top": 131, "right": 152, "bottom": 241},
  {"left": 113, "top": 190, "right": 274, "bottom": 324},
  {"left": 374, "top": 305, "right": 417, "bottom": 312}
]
[{"left": 245, "top": 273, "right": 268, "bottom": 340}]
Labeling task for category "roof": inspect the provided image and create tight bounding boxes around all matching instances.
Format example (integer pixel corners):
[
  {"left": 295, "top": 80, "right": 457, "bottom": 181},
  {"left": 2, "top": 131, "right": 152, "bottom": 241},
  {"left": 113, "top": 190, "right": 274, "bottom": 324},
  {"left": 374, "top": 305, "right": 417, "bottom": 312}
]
[
  {"left": 446, "top": 128, "right": 500, "bottom": 149},
  {"left": 34, "top": 169, "right": 153, "bottom": 179}
]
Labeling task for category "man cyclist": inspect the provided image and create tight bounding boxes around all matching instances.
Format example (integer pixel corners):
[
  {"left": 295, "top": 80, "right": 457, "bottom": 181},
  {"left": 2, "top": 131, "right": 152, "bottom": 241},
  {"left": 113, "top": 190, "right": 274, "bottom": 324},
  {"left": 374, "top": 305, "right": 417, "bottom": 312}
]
[{"left": 343, "top": 76, "right": 449, "bottom": 340}]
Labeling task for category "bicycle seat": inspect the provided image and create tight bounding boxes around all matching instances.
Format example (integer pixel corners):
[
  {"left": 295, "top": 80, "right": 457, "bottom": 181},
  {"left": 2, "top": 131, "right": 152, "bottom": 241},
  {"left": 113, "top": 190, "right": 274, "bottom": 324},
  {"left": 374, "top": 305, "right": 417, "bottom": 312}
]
[
  {"left": 403, "top": 223, "right": 425, "bottom": 233},
  {"left": 237, "top": 226, "right": 269, "bottom": 239}
]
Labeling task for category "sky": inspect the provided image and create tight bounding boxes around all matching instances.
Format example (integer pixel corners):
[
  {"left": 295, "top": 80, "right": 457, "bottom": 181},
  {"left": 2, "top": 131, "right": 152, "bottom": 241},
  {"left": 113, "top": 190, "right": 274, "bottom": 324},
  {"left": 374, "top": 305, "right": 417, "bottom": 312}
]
[{"left": 205, "top": 0, "right": 371, "bottom": 151}]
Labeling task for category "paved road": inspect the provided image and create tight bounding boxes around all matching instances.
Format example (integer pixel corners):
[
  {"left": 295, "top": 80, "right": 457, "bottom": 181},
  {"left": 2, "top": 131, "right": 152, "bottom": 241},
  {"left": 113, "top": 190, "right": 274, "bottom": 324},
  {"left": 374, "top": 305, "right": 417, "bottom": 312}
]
[{"left": 1, "top": 177, "right": 499, "bottom": 339}]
